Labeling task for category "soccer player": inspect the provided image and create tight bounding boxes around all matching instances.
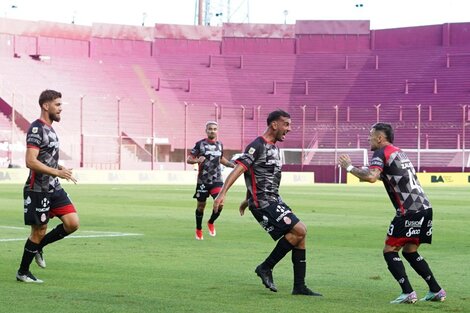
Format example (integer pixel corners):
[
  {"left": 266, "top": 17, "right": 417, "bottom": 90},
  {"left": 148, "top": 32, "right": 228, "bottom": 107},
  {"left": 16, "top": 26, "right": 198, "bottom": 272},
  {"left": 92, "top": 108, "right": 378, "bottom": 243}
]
[
  {"left": 213, "top": 110, "right": 322, "bottom": 296},
  {"left": 187, "top": 121, "right": 234, "bottom": 240},
  {"left": 338, "top": 122, "right": 446, "bottom": 304},
  {"left": 16, "top": 89, "right": 79, "bottom": 283}
]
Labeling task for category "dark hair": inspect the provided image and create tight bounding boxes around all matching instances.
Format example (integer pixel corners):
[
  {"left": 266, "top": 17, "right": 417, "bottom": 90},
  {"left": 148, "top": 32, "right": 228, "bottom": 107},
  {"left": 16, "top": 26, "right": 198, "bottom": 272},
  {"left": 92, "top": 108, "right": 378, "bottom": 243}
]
[
  {"left": 372, "top": 122, "right": 394, "bottom": 143},
  {"left": 267, "top": 109, "right": 290, "bottom": 126},
  {"left": 39, "top": 89, "right": 62, "bottom": 107}
]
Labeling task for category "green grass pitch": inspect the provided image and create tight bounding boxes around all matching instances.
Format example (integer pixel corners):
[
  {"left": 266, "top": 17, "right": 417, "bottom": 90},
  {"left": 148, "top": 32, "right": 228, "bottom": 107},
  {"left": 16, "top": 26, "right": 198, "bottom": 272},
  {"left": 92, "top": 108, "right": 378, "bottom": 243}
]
[{"left": 1, "top": 183, "right": 468, "bottom": 313}]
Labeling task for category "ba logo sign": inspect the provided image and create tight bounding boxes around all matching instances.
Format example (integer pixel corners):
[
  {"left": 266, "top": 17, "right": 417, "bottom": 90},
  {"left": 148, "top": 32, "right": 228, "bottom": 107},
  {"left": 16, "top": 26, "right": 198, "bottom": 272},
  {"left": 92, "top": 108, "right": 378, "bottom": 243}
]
[{"left": 431, "top": 175, "right": 454, "bottom": 183}]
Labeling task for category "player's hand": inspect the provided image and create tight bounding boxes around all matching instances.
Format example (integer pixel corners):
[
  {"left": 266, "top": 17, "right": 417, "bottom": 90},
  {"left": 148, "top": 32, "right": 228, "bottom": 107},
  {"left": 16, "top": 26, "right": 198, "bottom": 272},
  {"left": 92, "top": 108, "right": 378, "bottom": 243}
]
[
  {"left": 239, "top": 199, "right": 248, "bottom": 216},
  {"left": 337, "top": 154, "right": 352, "bottom": 169},
  {"left": 197, "top": 156, "right": 206, "bottom": 163},
  {"left": 57, "top": 167, "right": 78, "bottom": 184}
]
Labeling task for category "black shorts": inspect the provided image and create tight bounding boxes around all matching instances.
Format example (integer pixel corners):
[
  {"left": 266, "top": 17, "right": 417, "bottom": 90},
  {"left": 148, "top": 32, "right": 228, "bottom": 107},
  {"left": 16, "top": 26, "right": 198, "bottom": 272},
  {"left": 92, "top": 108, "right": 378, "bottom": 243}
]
[
  {"left": 385, "top": 208, "right": 433, "bottom": 246},
  {"left": 23, "top": 188, "right": 75, "bottom": 225},
  {"left": 249, "top": 202, "right": 300, "bottom": 241},
  {"left": 193, "top": 182, "right": 223, "bottom": 202}
]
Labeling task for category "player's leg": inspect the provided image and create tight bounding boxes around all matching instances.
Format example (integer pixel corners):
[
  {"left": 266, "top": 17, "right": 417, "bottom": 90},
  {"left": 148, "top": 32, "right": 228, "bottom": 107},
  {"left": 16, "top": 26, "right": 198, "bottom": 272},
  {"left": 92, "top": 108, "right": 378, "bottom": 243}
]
[
  {"left": 41, "top": 211, "right": 79, "bottom": 248},
  {"left": 207, "top": 184, "right": 223, "bottom": 236},
  {"left": 384, "top": 216, "right": 418, "bottom": 303},
  {"left": 37, "top": 189, "right": 78, "bottom": 267},
  {"left": 17, "top": 224, "right": 47, "bottom": 283},
  {"left": 193, "top": 184, "right": 208, "bottom": 240},
  {"left": 402, "top": 243, "right": 446, "bottom": 301},
  {"left": 251, "top": 204, "right": 295, "bottom": 292},
  {"left": 286, "top": 222, "right": 322, "bottom": 296},
  {"left": 195, "top": 201, "right": 206, "bottom": 240},
  {"left": 18, "top": 189, "right": 49, "bottom": 282},
  {"left": 384, "top": 244, "right": 417, "bottom": 303}
]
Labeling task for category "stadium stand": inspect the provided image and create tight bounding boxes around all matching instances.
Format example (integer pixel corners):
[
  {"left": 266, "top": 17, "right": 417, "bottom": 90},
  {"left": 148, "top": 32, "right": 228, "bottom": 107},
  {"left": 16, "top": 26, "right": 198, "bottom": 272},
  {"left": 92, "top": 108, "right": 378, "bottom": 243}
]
[{"left": 0, "top": 18, "right": 469, "bottom": 177}]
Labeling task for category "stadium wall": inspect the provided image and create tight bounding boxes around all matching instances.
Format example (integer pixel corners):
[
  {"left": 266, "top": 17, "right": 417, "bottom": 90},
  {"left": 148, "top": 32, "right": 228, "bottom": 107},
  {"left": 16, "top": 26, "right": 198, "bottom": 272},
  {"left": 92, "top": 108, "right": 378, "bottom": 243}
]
[
  {"left": 2, "top": 18, "right": 470, "bottom": 58},
  {"left": 347, "top": 172, "right": 470, "bottom": 186},
  {"left": 0, "top": 168, "right": 314, "bottom": 185}
]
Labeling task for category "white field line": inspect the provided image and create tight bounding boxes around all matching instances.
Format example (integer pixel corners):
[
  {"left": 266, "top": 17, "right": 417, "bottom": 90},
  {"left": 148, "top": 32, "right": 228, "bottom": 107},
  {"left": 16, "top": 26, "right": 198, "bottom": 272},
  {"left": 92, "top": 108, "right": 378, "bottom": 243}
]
[{"left": 0, "top": 226, "right": 143, "bottom": 242}]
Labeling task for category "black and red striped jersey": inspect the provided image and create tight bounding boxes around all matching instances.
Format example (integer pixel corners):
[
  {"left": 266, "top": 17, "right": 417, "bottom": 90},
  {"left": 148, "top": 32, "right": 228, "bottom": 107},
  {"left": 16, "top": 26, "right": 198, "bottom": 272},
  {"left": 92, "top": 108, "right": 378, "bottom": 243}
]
[
  {"left": 370, "top": 144, "right": 431, "bottom": 216},
  {"left": 24, "top": 119, "right": 62, "bottom": 193},
  {"left": 190, "top": 138, "right": 225, "bottom": 185},
  {"left": 236, "top": 136, "right": 282, "bottom": 209}
]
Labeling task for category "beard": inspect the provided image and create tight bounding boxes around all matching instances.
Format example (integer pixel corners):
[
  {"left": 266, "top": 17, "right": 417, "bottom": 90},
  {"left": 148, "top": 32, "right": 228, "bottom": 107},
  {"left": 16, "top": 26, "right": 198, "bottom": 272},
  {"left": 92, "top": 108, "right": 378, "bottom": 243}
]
[{"left": 50, "top": 112, "right": 61, "bottom": 122}]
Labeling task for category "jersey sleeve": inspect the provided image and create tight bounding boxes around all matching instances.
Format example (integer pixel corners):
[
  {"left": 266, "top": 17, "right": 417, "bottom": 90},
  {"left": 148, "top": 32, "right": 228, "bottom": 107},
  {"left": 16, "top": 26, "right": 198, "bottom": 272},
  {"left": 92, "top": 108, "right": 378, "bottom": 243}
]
[
  {"left": 236, "top": 138, "right": 262, "bottom": 170},
  {"left": 369, "top": 148, "right": 385, "bottom": 171},
  {"left": 189, "top": 140, "right": 201, "bottom": 157},
  {"left": 25, "top": 124, "right": 43, "bottom": 149}
]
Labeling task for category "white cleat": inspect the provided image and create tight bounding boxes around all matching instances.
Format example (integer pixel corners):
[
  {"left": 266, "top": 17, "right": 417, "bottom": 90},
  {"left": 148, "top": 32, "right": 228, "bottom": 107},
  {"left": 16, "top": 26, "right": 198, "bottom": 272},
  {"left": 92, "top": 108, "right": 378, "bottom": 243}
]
[
  {"left": 35, "top": 251, "right": 46, "bottom": 269},
  {"left": 16, "top": 271, "right": 44, "bottom": 283}
]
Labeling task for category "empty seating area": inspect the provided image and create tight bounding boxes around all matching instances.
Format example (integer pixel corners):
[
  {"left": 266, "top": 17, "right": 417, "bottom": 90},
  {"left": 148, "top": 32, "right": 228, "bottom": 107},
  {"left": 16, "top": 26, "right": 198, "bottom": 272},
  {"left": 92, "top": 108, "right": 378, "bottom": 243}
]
[{"left": 0, "top": 19, "right": 469, "bottom": 169}]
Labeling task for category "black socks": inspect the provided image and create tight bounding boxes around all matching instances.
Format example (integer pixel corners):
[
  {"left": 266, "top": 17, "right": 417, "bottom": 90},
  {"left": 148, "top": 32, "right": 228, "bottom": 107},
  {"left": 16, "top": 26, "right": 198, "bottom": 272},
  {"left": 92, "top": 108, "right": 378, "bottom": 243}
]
[
  {"left": 384, "top": 252, "right": 413, "bottom": 293},
  {"left": 195, "top": 209, "right": 203, "bottom": 230},
  {"left": 402, "top": 251, "right": 441, "bottom": 292},
  {"left": 39, "top": 223, "right": 68, "bottom": 249},
  {"left": 19, "top": 239, "right": 40, "bottom": 273},
  {"left": 292, "top": 248, "right": 307, "bottom": 288},
  {"left": 263, "top": 237, "right": 295, "bottom": 269}
]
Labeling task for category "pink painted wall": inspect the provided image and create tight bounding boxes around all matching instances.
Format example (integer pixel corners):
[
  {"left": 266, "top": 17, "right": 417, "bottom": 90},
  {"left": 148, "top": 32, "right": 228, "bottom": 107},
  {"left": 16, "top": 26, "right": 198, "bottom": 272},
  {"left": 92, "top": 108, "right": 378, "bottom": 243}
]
[
  {"left": 449, "top": 23, "right": 470, "bottom": 46},
  {"left": 38, "top": 36, "right": 89, "bottom": 58},
  {"left": 0, "top": 33, "right": 14, "bottom": 56},
  {"left": 221, "top": 37, "right": 295, "bottom": 54},
  {"left": 373, "top": 25, "right": 442, "bottom": 49},
  {"left": 153, "top": 38, "right": 220, "bottom": 55},
  {"left": 297, "top": 34, "right": 370, "bottom": 52},
  {"left": 90, "top": 37, "right": 152, "bottom": 57},
  {"left": 14, "top": 35, "right": 37, "bottom": 56}
]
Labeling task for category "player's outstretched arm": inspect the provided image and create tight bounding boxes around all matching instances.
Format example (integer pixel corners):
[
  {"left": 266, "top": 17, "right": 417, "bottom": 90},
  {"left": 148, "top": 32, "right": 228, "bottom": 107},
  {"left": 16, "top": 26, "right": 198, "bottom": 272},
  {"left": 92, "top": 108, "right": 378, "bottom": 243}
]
[
  {"left": 220, "top": 156, "right": 235, "bottom": 168},
  {"left": 338, "top": 154, "right": 381, "bottom": 183},
  {"left": 213, "top": 164, "right": 245, "bottom": 213}
]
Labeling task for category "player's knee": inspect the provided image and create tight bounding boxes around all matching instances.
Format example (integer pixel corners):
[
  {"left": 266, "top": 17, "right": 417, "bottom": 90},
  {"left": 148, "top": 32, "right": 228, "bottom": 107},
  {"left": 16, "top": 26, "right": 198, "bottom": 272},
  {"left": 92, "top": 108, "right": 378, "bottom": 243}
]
[
  {"left": 64, "top": 219, "right": 80, "bottom": 234},
  {"left": 295, "top": 221, "right": 307, "bottom": 238},
  {"left": 197, "top": 202, "right": 206, "bottom": 211}
]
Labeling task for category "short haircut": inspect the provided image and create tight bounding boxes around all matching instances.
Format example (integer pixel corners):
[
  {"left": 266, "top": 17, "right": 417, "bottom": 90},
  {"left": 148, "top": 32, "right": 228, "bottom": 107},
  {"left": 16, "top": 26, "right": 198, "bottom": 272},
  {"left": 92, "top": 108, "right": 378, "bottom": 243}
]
[
  {"left": 267, "top": 109, "right": 290, "bottom": 126},
  {"left": 39, "top": 90, "right": 62, "bottom": 107},
  {"left": 205, "top": 121, "right": 218, "bottom": 128},
  {"left": 372, "top": 122, "right": 394, "bottom": 144}
]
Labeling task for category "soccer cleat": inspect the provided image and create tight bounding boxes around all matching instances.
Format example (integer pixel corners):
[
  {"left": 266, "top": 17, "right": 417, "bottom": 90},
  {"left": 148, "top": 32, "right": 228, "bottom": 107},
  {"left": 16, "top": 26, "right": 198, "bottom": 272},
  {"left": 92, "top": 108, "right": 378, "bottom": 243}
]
[
  {"left": 207, "top": 222, "right": 216, "bottom": 237},
  {"left": 255, "top": 264, "right": 277, "bottom": 292},
  {"left": 292, "top": 285, "right": 323, "bottom": 296},
  {"left": 390, "top": 291, "right": 418, "bottom": 304},
  {"left": 35, "top": 250, "right": 46, "bottom": 268},
  {"left": 195, "top": 229, "right": 204, "bottom": 240},
  {"left": 420, "top": 289, "right": 446, "bottom": 302},
  {"left": 16, "top": 271, "right": 43, "bottom": 283}
]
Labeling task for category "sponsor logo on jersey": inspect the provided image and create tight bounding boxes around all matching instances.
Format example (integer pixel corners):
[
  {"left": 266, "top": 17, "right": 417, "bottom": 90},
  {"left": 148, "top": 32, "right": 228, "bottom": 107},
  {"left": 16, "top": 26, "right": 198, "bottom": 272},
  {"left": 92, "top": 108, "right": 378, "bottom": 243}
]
[
  {"left": 32, "top": 127, "right": 38, "bottom": 134},
  {"left": 405, "top": 217, "right": 424, "bottom": 228},
  {"left": 248, "top": 147, "right": 256, "bottom": 155},
  {"left": 405, "top": 228, "right": 421, "bottom": 237}
]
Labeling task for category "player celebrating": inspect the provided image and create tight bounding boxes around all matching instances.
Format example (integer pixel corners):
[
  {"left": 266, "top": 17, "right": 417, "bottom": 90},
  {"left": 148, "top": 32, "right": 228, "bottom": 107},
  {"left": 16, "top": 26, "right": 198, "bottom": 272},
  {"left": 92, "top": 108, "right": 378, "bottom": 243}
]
[
  {"left": 338, "top": 122, "right": 446, "bottom": 304},
  {"left": 16, "top": 89, "right": 79, "bottom": 283},
  {"left": 213, "top": 110, "right": 322, "bottom": 296},
  {"left": 187, "top": 121, "right": 234, "bottom": 240}
]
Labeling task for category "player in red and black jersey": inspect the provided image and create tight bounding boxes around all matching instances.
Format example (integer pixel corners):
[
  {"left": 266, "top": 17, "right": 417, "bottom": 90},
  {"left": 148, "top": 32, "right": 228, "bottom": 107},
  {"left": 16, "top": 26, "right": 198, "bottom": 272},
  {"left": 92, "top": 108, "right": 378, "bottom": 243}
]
[
  {"left": 213, "top": 110, "right": 322, "bottom": 296},
  {"left": 187, "top": 121, "right": 234, "bottom": 240},
  {"left": 338, "top": 122, "right": 446, "bottom": 303},
  {"left": 16, "top": 90, "right": 79, "bottom": 283}
]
